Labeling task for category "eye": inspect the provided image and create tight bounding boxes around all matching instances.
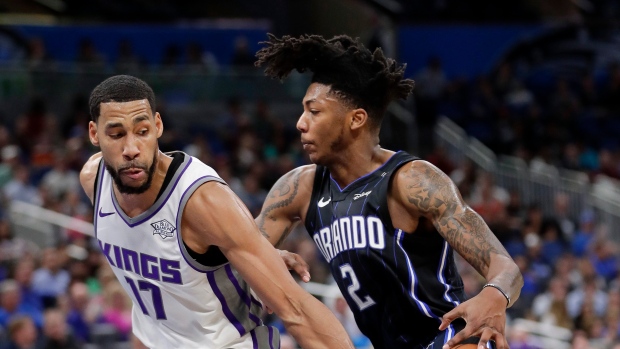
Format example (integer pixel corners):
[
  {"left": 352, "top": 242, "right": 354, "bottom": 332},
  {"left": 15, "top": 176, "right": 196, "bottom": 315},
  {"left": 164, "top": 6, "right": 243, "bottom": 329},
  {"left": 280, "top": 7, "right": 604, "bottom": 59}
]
[
  {"left": 309, "top": 109, "right": 319, "bottom": 115},
  {"left": 138, "top": 128, "right": 148, "bottom": 135},
  {"left": 109, "top": 134, "right": 122, "bottom": 139}
]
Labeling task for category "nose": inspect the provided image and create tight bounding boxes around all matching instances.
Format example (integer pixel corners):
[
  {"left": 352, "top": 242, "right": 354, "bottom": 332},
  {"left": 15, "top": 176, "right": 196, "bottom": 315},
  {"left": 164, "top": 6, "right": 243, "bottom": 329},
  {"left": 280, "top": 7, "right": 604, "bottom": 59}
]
[
  {"left": 296, "top": 112, "right": 308, "bottom": 133},
  {"left": 122, "top": 134, "right": 140, "bottom": 161}
]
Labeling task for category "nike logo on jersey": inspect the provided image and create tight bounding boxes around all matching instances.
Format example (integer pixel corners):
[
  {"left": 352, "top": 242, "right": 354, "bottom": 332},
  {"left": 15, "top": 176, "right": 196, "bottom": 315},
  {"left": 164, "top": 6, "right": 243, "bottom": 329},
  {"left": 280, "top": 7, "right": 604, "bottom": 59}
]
[
  {"left": 353, "top": 191, "right": 372, "bottom": 200},
  {"left": 98, "top": 208, "right": 115, "bottom": 217},
  {"left": 318, "top": 197, "right": 331, "bottom": 207}
]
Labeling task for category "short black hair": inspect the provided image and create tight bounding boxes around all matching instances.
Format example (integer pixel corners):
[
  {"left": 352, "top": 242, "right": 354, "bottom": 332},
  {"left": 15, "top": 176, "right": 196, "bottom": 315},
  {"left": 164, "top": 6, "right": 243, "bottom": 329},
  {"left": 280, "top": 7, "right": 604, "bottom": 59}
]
[
  {"left": 255, "top": 34, "right": 415, "bottom": 128},
  {"left": 89, "top": 75, "right": 156, "bottom": 122}
]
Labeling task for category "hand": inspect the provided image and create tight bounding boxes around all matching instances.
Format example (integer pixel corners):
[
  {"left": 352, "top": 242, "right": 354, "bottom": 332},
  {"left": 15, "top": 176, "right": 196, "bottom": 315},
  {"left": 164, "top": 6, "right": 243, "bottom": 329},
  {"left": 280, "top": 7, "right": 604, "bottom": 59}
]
[
  {"left": 277, "top": 249, "right": 311, "bottom": 283},
  {"left": 438, "top": 287, "right": 508, "bottom": 349}
]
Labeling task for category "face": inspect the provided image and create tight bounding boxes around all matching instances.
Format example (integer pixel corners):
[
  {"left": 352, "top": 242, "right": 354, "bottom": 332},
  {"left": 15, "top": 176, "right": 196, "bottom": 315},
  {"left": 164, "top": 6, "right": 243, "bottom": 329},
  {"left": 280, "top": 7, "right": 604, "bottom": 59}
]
[
  {"left": 89, "top": 100, "right": 163, "bottom": 195},
  {"left": 296, "top": 83, "right": 354, "bottom": 165}
]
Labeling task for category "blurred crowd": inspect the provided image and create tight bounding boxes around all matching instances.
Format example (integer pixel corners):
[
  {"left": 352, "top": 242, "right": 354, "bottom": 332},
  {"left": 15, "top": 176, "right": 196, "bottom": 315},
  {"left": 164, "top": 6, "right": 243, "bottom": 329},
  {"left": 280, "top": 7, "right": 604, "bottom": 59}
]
[
  {"left": 0, "top": 36, "right": 618, "bottom": 349},
  {"left": 414, "top": 56, "right": 620, "bottom": 183}
]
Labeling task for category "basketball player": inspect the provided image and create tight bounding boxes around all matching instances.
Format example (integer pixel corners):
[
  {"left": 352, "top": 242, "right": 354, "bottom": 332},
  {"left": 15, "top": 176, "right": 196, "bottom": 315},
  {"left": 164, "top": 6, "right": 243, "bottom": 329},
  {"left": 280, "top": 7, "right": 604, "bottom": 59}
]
[
  {"left": 254, "top": 34, "right": 523, "bottom": 349},
  {"left": 80, "top": 75, "right": 354, "bottom": 349}
]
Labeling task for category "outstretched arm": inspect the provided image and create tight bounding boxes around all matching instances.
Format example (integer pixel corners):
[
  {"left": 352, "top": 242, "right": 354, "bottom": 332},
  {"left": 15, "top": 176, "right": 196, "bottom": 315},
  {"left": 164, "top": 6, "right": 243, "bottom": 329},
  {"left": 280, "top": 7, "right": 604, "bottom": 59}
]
[
  {"left": 394, "top": 160, "right": 523, "bottom": 349},
  {"left": 183, "top": 180, "right": 353, "bottom": 349}
]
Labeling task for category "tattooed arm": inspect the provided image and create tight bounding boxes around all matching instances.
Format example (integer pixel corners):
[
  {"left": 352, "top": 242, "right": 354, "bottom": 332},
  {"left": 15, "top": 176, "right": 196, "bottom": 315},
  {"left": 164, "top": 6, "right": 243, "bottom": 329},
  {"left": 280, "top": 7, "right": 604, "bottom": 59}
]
[
  {"left": 393, "top": 160, "right": 522, "bottom": 349},
  {"left": 256, "top": 165, "right": 315, "bottom": 247}
]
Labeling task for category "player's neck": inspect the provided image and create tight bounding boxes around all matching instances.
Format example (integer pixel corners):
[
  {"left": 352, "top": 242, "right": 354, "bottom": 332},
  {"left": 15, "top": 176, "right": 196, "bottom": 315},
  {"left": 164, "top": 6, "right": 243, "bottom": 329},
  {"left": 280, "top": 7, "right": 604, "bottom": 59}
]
[
  {"left": 327, "top": 145, "right": 393, "bottom": 188},
  {"left": 113, "top": 151, "right": 172, "bottom": 218}
]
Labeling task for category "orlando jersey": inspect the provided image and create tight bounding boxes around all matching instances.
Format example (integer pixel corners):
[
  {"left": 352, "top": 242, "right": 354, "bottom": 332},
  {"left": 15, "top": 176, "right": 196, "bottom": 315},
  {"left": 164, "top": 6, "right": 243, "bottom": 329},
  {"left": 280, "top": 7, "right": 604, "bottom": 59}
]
[
  {"left": 304, "top": 151, "right": 466, "bottom": 349},
  {"left": 94, "top": 152, "right": 279, "bottom": 349}
]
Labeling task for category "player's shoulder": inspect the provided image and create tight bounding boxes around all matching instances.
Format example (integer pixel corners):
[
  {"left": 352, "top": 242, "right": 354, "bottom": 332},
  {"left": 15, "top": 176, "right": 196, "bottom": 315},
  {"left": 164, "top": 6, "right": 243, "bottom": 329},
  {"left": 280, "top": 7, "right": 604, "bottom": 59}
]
[
  {"left": 80, "top": 152, "right": 103, "bottom": 203},
  {"left": 392, "top": 159, "right": 453, "bottom": 196},
  {"left": 80, "top": 153, "right": 102, "bottom": 185},
  {"left": 285, "top": 164, "right": 317, "bottom": 184}
]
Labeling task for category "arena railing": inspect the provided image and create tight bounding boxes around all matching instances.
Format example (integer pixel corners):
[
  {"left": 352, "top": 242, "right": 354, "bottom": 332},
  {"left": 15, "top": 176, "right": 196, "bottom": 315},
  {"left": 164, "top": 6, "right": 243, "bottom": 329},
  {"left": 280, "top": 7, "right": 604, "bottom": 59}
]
[{"left": 434, "top": 115, "right": 620, "bottom": 242}]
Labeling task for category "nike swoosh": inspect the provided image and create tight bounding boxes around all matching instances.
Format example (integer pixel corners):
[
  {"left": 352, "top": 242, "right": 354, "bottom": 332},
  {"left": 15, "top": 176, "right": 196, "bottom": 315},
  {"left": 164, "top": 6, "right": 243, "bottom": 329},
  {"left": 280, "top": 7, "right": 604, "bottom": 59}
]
[
  {"left": 318, "top": 197, "right": 331, "bottom": 208},
  {"left": 98, "top": 207, "right": 115, "bottom": 218}
]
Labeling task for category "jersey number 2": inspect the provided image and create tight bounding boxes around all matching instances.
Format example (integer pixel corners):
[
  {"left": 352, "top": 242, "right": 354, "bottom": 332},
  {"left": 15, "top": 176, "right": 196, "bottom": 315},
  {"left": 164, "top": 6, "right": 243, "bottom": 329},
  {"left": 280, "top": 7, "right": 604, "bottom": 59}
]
[
  {"left": 125, "top": 277, "right": 167, "bottom": 320},
  {"left": 340, "top": 264, "right": 376, "bottom": 311}
]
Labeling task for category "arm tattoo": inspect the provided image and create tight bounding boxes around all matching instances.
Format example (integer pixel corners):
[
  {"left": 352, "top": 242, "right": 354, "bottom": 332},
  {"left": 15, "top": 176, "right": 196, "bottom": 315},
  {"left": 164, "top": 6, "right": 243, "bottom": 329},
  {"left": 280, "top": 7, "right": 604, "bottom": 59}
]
[
  {"left": 405, "top": 164, "right": 510, "bottom": 275},
  {"left": 256, "top": 171, "right": 301, "bottom": 240}
]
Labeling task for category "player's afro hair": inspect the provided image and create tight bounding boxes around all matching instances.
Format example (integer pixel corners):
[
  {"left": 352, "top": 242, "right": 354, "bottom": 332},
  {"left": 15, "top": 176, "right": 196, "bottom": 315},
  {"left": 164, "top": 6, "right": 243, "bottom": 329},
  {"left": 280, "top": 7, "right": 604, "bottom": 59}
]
[{"left": 255, "top": 34, "right": 415, "bottom": 127}]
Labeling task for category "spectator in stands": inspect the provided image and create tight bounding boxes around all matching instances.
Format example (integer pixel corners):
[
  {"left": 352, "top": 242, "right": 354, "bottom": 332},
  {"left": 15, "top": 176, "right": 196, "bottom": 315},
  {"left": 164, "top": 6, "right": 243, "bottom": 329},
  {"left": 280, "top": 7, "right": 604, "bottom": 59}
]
[
  {"left": 100, "top": 282, "right": 131, "bottom": 341},
  {"left": 532, "top": 277, "right": 572, "bottom": 329},
  {"left": 40, "top": 151, "right": 80, "bottom": 202},
  {"left": 11, "top": 260, "right": 41, "bottom": 314},
  {"left": 31, "top": 248, "right": 70, "bottom": 308},
  {"left": 540, "top": 220, "right": 566, "bottom": 266},
  {"left": 2, "top": 165, "right": 41, "bottom": 207},
  {"left": 0, "top": 315, "right": 41, "bottom": 349},
  {"left": 0, "top": 221, "right": 39, "bottom": 268},
  {"left": 550, "top": 192, "right": 577, "bottom": 241},
  {"left": 14, "top": 97, "right": 53, "bottom": 158},
  {"left": 115, "top": 39, "right": 141, "bottom": 73},
  {"left": 0, "top": 280, "right": 43, "bottom": 329},
  {"left": 66, "top": 282, "right": 96, "bottom": 344},
  {"left": 0, "top": 145, "right": 20, "bottom": 190},
  {"left": 469, "top": 171, "right": 509, "bottom": 228},
  {"left": 40, "top": 309, "right": 80, "bottom": 349},
  {"left": 567, "top": 276, "right": 608, "bottom": 320},
  {"left": 26, "top": 38, "right": 53, "bottom": 71},
  {"left": 588, "top": 238, "right": 619, "bottom": 283},
  {"left": 76, "top": 38, "right": 105, "bottom": 69},
  {"left": 414, "top": 56, "right": 447, "bottom": 143},
  {"left": 231, "top": 36, "right": 255, "bottom": 69},
  {"left": 507, "top": 322, "right": 543, "bottom": 349},
  {"left": 572, "top": 209, "right": 597, "bottom": 257}
]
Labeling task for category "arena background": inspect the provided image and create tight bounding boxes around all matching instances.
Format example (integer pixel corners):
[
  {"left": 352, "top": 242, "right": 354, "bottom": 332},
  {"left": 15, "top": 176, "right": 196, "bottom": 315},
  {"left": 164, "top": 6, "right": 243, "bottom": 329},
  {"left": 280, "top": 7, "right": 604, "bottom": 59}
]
[{"left": 1, "top": 0, "right": 620, "bottom": 348}]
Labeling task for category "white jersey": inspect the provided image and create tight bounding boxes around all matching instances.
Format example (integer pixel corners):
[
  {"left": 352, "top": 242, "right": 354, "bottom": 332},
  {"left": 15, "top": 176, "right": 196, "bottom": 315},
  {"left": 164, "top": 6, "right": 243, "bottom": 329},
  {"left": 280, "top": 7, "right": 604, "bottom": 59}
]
[{"left": 93, "top": 152, "right": 279, "bottom": 349}]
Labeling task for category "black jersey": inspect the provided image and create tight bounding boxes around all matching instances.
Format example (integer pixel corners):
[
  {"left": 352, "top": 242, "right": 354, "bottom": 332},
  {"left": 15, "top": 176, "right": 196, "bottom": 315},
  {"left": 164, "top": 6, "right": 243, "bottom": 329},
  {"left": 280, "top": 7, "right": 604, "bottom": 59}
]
[{"left": 304, "top": 151, "right": 467, "bottom": 349}]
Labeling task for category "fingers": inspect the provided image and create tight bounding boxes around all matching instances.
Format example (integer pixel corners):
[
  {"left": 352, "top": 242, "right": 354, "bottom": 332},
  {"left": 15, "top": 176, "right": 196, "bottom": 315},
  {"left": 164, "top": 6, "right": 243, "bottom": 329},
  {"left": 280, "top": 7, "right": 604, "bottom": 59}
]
[
  {"left": 279, "top": 250, "right": 311, "bottom": 282},
  {"left": 490, "top": 332, "right": 508, "bottom": 349},
  {"left": 442, "top": 326, "right": 473, "bottom": 349},
  {"left": 476, "top": 328, "right": 493, "bottom": 349},
  {"left": 291, "top": 254, "right": 310, "bottom": 282},
  {"left": 438, "top": 306, "right": 463, "bottom": 331}
]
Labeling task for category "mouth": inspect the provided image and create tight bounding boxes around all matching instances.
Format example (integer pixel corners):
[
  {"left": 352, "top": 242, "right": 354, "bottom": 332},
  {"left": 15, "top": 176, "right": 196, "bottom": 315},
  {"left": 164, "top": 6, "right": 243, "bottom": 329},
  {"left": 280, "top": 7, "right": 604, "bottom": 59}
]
[
  {"left": 301, "top": 140, "right": 314, "bottom": 150},
  {"left": 120, "top": 168, "right": 146, "bottom": 180}
]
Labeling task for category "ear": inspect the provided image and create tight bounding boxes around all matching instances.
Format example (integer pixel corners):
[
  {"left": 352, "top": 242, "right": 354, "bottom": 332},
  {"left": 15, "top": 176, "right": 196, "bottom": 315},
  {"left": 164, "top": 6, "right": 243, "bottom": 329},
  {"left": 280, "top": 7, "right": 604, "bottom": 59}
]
[
  {"left": 349, "top": 108, "right": 369, "bottom": 131},
  {"left": 154, "top": 112, "right": 164, "bottom": 138},
  {"left": 88, "top": 121, "right": 99, "bottom": 147}
]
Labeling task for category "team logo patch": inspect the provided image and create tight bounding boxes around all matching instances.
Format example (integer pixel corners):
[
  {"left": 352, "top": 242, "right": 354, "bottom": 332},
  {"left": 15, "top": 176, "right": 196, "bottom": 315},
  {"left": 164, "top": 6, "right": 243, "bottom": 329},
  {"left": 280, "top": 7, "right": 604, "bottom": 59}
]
[{"left": 151, "top": 219, "right": 176, "bottom": 239}]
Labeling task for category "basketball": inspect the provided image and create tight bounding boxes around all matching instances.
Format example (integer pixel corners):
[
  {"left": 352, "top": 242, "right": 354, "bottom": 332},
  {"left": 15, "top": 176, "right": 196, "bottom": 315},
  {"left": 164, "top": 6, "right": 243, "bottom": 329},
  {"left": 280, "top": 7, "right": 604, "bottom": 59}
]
[{"left": 453, "top": 344, "right": 479, "bottom": 349}]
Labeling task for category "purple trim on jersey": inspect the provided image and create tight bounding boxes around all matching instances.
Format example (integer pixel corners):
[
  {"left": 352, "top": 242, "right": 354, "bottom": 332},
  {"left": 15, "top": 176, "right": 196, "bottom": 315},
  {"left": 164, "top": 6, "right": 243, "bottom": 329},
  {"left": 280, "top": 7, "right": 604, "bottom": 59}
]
[
  {"left": 438, "top": 241, "right": 460, "bottom": 307},
  {"left": 250, "top": 329, "right": 258, "bottom": 349},
  {"left": 206, "top": 271, "right": 246, "bottom": 336},
  {"left": 175, "top": 175, "right": 226, "bottom": 273},
  {"left": 329, "top": 151, "right": 401, "bottom": 192},
  {"left": 112, "top": 157, "right": 193, "bottom": 228},
  {"left": 225, "top": 264, "right": 261, "bottom": 326},
  {"left": 268, "top": 326, "right": 275, "bottom": 349},
  {"left": 93, "top": 161, "right": 106, "bottom": 239},
  {"left": 396, "top": 229, "right": 440, "bottom": 320}
]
